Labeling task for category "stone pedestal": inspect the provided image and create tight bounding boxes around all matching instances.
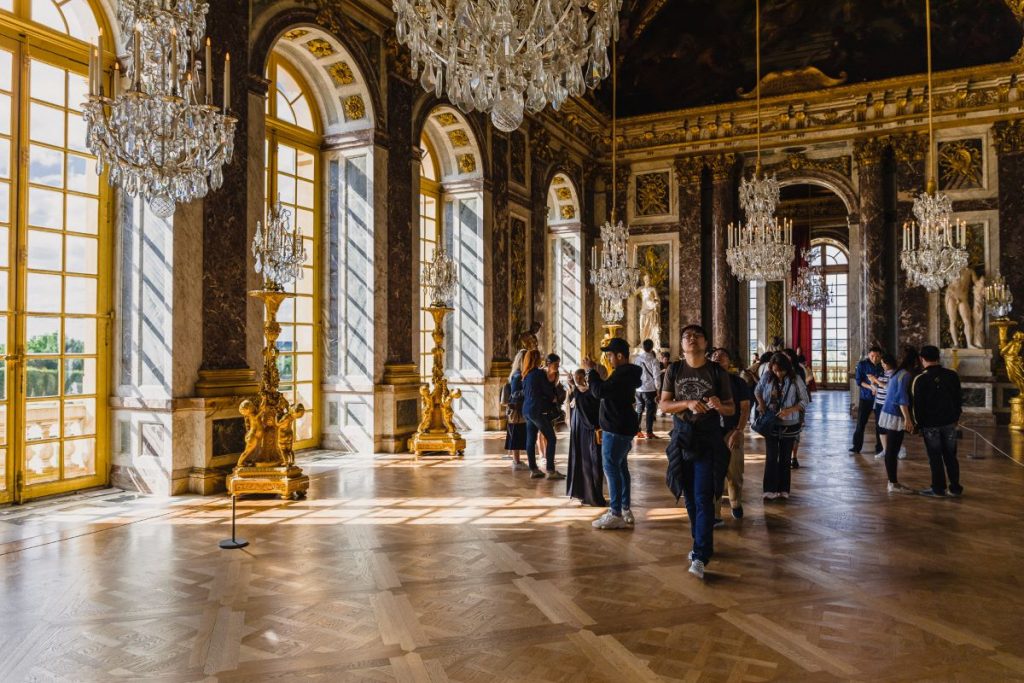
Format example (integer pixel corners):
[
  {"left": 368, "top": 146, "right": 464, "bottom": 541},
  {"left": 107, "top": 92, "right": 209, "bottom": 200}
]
[
  {"left": 375, "top": 363, "right": 422, "bottom": 453},
  {"left": 940, "top": 348, "right": 992, "bottom": 378},
  {"left": 940, "top": 348, "right": 996, "bottom": 425}
]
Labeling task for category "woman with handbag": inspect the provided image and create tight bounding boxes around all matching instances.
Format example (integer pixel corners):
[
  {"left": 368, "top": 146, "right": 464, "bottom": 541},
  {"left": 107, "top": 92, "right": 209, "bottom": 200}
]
[
  {"left": 755, "top": 353, "right": 810, "bottom": 500},
  {"left": 504, "top": 350, "right": 528, "bottom": 470}
]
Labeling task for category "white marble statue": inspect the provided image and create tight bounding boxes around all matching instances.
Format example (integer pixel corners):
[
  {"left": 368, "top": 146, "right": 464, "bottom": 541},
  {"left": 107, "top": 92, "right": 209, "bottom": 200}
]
[
  {"left": 944, "top": 267, "right": 983, "bottom": 349},
  {"left": 636, "top": 274, "right": 662, "bottom": 345},
  {"left": 972, "top": 272, "right": 986, "bottom": 348}
]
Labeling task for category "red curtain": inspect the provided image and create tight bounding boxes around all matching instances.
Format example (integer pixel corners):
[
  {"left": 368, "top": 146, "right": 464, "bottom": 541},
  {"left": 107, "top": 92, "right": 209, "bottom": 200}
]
[{"left": 790, "top": 223, "right": 812, "bottom": 364}]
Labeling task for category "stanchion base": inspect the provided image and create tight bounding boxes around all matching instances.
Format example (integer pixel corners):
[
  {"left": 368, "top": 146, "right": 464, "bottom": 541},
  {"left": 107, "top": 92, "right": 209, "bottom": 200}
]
[{"left": 219, "top": 538, "right": 249, "bottom": 550}]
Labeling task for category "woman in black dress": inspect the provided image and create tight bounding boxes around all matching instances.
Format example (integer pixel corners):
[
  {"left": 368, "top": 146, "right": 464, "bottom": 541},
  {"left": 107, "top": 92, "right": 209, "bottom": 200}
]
[
  {"left": 504, "top": 350, "right": 528, "bottom": 470},
  {"left": 566, "top": 368, "right": 606, "bottom": 506}
]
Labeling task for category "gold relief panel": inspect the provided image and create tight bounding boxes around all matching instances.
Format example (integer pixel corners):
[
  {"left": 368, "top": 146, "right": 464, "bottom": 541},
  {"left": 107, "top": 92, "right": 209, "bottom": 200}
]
[
  {"left": 938, "top": 139, "right": 984, "bottom": 190},
  {"left": 435, "top": 112, "right": 459, "bottom": 126},
  {"left": 283, "top": 29, "right": 310, "bottom": 41},
  {"left": 447, "top": 129, "right": 471, "bottom": 147},
  {"left": 457, "top": 153, "right": 476, "bottom": 174},
  {"left": 343, "top": 95, "right": 366, "bottom": 121},
  {"left": 559, "top": 205, "right": 576, "bottom": 220},
  {"left": 634, "top": 171, "right": 671, "bottom": 217},
  {"left": 327, "top": 61, "right": 355, "bottom": 86},
  {"left": 551, "top": 175, "right": 566, "bottom": 186},
  {"left": 304, "top": 38, "right": 335, "bottom": 58},
  {"left": 556, "top": 187, "right": 572, "bottom": 201}
]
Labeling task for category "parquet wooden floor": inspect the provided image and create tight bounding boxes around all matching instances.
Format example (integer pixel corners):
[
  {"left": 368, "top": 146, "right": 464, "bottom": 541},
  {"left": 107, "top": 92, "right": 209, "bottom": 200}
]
[{"left": 2, "top": 392, "right": 1024, "bottom": 682}]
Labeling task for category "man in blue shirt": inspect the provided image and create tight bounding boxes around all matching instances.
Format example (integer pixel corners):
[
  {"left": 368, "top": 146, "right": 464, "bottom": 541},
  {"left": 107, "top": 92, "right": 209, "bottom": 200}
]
[{"left": 850, "top": 346, "right": 883, "bottom": 455}]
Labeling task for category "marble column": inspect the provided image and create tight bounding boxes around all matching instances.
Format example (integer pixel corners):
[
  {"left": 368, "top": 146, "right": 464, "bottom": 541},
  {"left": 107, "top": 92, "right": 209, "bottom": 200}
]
[
  {"left": 854, "top": 138, "right": 891, "bottom": 351},
  {"left": 529, "top": 162, "right": 549, "bottom": 330},
  {"left": 195, "top": 0, "right": 261, "bottom": 396},
  {"left": 675, "top": 156, "right": 704, "bottom": 329},
  {"left": 993, "top": 120, "right": 1024, "bottom": 316},
  {"left": 708, "top": 153, "right": 737, "bottom": 352},
  {"left": 490, "top": 133, "right": 512, "bottom": 363},
  {"left": 892, "top": 133, "right": 929, "bottom": 348}
]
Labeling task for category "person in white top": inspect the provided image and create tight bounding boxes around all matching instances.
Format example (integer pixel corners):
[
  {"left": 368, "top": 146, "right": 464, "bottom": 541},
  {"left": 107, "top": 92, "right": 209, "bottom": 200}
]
[{"left": 634, "top": 339, "right": 661, "bottom": 439}]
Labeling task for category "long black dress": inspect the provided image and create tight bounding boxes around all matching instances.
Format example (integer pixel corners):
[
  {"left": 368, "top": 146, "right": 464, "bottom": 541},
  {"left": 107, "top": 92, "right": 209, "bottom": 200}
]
[{"left": 567, "top": 387, "right": 606, "bottom": 506}]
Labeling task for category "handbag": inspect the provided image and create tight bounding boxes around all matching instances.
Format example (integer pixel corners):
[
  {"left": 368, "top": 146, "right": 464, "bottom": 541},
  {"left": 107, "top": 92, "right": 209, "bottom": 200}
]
[{"left": 751, "top": 408, "right": 778, "bottom": 437}]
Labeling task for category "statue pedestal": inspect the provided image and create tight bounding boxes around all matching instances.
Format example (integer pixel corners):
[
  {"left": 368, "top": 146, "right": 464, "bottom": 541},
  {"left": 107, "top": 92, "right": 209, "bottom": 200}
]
[
  {"left": 940, "top": 348, "right": 996, "bottom": 425},
  {"left": 227, "top": 465, "right": 309, "bottom": 500},
  {"left": 940, "top": 348, "right": 992, "bottom": 379}
]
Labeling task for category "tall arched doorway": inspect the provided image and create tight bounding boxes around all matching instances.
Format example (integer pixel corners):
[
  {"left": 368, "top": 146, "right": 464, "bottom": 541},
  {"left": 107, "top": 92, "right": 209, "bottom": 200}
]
[
  {"left": 0, "top": 0, "right": 113, "bottom": 502},
  {"left": 417, "top": 107, "right": 485, "bottom": 429},
  {"left": 546, "top": 173, "right": 583, "bottom": 369}
]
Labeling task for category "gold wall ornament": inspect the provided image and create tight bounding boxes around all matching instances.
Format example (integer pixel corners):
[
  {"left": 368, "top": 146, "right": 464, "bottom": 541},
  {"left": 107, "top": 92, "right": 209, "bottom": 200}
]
[
  {"left": 556, "top": 187, "right": 572, "bottom": 200},
  {"left": 343, "top": 95, "right": 366, "bottom": 121},
  {"left": 938, "top": 139, "right": 984, "bottom": 189},
  {"left": 674, "top": 156, "right": 704, "bottom": 188},
  {"left": 447, "top": 129, "right": 471, "bottom": 147},
  {"left": 409, "top": 306, "right": 467, "bottom": 456},
  {"left": 227, "top": 290, "right": 311, "bottom": 500},
  {"left": 762, "top": 153, "right": 852, "bottom": 179},
  {"left": 327, "top": 61, "right": 355, "bottom": 86},
  {"left": 998, "top": 326, "right": 1024, "bottom": 431},
  {"left": 634, "top": 171, "right": 670, "bottom": 216},
  {"left": 283, "top": 29, "right": 310, "bottom": 41},
  {"left": 457, "top": 153, "right": 476, "bottom": 174},
  {"left": 559, "top": 205, "right": 576, "bottom": 220},
  {"left": 993, "top": 119, "right": 1024, "bottom": 155},
  {"left": 737, "top": 66, "right": 848, "bottom": 99},
  {"left": 434, "top": 112, "right": 459, "bottom": 126},
  {"left": 304, "top": 38, "right": 335, "bottom": 58}
]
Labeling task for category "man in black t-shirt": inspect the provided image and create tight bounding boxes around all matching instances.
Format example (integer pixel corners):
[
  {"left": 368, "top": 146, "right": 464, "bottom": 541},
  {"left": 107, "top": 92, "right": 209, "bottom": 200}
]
[{"left": 660, "top": 324, "right": 734, "bottom": 580}]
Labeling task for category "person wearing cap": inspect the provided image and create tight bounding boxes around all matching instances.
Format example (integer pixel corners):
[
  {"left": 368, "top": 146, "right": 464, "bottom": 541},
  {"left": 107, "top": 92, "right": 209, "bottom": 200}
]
[
  {"left": 660, "top": 324, "right": 734, "bottom": 580},
  {"left": 911, "top": 345, "right": 964, "bottom": 497},
  {"left": 634, "top": 339, "right": 661, "bottom": 439},
  {"left": 582, "top": 337, "right": 643, "bottom": 530}
]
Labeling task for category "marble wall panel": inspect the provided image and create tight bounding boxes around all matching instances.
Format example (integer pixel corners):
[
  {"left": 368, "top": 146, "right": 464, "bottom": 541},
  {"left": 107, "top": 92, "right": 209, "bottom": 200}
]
[
  {"left": 491, "top": 134, "right": 511, "bottom": 360},
  {"left": 855, "top": 139, "right": 891, "bottom": 350},
  {"left": 995, "top": 122, "right": 1024, "bottom": 322},
  {"left": 676, "top": 158, "right": 704, "bottom": 330},
  {"left": 894, "top": 133, "right": 929, "bottom": 349},
  {"left": 709, "top": 154, "right": 737, "bottom": 352},
  {"left": 385, "top": 77, "right": 415, "bottom": 365}
]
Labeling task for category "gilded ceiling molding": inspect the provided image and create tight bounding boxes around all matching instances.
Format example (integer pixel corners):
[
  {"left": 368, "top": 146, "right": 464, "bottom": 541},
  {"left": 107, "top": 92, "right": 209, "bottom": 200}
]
[
  {"left": 737, "top": 66, "right": 848, "bottom": 99},
  {"left": 761, "top": 153, "right": 852, "bottom": 179},
  {"left": 993, "top": 119, "right": 1024, "bottom": 154}
]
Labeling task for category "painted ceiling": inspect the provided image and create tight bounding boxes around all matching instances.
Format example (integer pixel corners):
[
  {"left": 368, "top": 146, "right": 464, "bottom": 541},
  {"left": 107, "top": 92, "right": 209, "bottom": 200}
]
[{"left": 594, "top": 0, "right": 1023, "bottom": 117}]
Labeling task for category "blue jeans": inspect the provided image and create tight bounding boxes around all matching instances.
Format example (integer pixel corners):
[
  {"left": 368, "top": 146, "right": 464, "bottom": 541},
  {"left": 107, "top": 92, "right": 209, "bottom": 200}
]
[
  {"left": 601, "top": 431, "right": 633, "bottom": 515},
  {"left": 681, "top": 454, "right": 715, "bottom": 565},
  {"left": 920, "top": 424, "right": 961, "bottom": 494},
  {"left": 525, "top": 412, "right": 556, "bottom": 472}
]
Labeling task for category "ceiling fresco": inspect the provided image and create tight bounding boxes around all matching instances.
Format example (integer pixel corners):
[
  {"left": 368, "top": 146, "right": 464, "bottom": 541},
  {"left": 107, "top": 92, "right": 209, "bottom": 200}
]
[{"left": 595, "top": 0, "right": 1023, "bottom": 116}]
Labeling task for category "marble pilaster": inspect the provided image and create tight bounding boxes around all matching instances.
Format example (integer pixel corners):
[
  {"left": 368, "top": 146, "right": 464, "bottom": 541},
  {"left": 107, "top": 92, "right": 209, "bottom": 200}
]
[
  {"left": 709, "top": 153, "right": 737, "bottom": 352},
  {"left": 490, "top": 133, "right": 512, "bottom": 362},
  {"left": 854, "top": 138, "right": 892, "bottom": 351},
  {"left": 993, "top": 120, "right": 1024, "bottom": 322},
  {"left": 675, "top": 156, "right": 704, "bottom": 330},
  {"left": 892, "top": 133, "right": 929, "bottom": 348}
]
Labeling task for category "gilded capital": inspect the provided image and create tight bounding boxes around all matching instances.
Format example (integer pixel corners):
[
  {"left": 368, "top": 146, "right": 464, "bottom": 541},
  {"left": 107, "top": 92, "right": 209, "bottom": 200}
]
[
  {"left": 674, "top": 156, "right": 705, "bottom": 188},
  {"left": 853, "top": 137, "right": 888, "bottom": 167},
  {"left": 708, "top": 153, "right": 736, "bottom": 183},
  {"left": 993, "top": 119, "right": 1024, "bottom": 155},
  {"left": 890, "top": 132, "right": 928, "bottom": 164}
]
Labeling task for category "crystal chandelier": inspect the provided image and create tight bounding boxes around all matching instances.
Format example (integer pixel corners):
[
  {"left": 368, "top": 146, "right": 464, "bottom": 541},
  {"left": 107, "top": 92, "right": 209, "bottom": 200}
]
[
  {"left": 588, "top": 32, "right": 638, "bottom": 325},
  {"left": 986, "top": 274, "right": 1013, "bottom": 319},
  {"left": 253, "top": 199, "right": 307, "bottom": 291},
  {"left": 900, "top": 0, "right": 969, "bottom": 292},
  {"left": 83, "top": 0, "right": 236, "bottom": 218},
  {"left": 423, "top": 248, "right": 459, "bottom": 307},
  {"left": 789, "top": 248, "right": 833, "bottom": 312},
  {"left": 392, "top": 0, "right": 621, "bottom": 132},
  {"left": 725, "top": 0, "right": 794, "bottom": 283}
]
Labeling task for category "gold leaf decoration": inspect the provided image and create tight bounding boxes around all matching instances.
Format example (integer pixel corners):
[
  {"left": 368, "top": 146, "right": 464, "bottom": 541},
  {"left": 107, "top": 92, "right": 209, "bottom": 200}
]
[
  {"left": 556, "top": 187, "right": 572, "bottom": 200},
  {"left": 435, "top": 112, "right": 458, "bottom": 126},
  {"left": 457, "top": 153, "right": 476, "bottom": 174},
  {"left": 304, "top": 38, "right": 335, "bottom": 58},
  {"left": 639, "top": 245, "right": 669, "bottom": 290},
  {"left": 327, "top": 61, "right": 355, "bottom": 86},
  {"left": 343, "top": 95, "right": 365, "bottom": 121},
  {"left": 447, "top": 129, "right": 470, "bottom": 147},
  {"left": 283, "top": 29, "right": 310, "bottom": 41},
  {"left": 635, "top": 171, "right": 670, "bottom": 217},
  {"left": 938, "top": 139, "right": 984, "bottom": 190},
  {"left": 559, "top": 205, "right": 576, "bottom": 220}
]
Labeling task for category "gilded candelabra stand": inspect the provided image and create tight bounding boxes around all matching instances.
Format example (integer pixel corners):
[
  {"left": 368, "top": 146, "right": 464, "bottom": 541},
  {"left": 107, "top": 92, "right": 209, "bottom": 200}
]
[
  {"left": 987, "top": 276, "right": 1023, "bottom": 430},
  {"left": 409, "top": 249, "right": 465, "bottom": 457},
  {"left": 227, "top": 202, "right": 310, "bottom": 498}
]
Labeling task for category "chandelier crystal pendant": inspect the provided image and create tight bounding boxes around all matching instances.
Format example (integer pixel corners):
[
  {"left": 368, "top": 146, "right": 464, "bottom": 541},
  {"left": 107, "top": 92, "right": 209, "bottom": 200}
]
[
  {"left": 900, "top": 0, "right": 969, "bottom": 291},
  {"left": 789, "top": 248, "right": 833, "bottom": 313},
  {"left": 392, "top": 0, "right": 621, "bottom": 132},
  {"left": 423, "top": 248, "right": 460, "bottom": 307},
  {"left": 725, "top": 0, "right": 794, "bottom": 283},
  {"left": 253, "top": 198, "right": 307, "bottom": 291},
  {"left": 83, "top": 0, "right": 237, "bottom": 218}
]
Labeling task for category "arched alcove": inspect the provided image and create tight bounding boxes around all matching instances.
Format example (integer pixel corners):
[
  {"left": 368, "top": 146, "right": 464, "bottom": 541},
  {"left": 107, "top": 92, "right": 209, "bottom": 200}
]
[{"left": 546, "top": 172, "right": 583, "bottom": 369}]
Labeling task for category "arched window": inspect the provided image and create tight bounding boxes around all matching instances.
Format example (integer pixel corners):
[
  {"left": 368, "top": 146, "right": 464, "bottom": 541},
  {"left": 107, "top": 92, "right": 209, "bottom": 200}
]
[
  {"left": 265, "top": 53, "right": 320, "bottom": 449},
  {"left": 0, "top": 0, "right": 111, "bottom": 502},
  {"left": 418, "top": 135, "right": 441, "bottom": 380},
  {"left": 809, "top": 241, "right": 849, "bottom": 387},
  {"left": 546, "top": 173, "right": 582, "bottom": 369}
]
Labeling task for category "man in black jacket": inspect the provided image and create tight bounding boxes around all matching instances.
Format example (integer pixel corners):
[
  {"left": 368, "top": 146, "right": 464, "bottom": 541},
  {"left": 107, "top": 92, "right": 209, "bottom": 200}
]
[
  {"left": 911, "top": 345, "right": 963, "bottom": 497},
  {"left": 583, "top": 338, "right": 643, "bottom": 530}
]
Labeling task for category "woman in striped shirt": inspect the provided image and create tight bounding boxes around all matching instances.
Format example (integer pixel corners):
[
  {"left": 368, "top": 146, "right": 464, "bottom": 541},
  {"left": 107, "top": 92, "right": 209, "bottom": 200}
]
[{"left": 869, "top": 353, "right": 895, "bottom": 459}]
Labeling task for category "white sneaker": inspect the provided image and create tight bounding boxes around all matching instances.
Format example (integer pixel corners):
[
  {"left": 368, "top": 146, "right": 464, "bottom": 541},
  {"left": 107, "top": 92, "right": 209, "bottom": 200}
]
[
  {"left": 688, "top": 559, "right": 705, "bottom": 579},
  {"left": 780, "top": 492, "right": 789, "bottom": 499},
  {"left": 592, "top": 511, "right": 629, "bottom": 530},
  {"left": 887, "top": 482, "right": 913, "bottom": 494},
  {"left": 622, "top": 508, "right": 635, "bottom": 525},
  {"left": 512, "top": 461, "right": 529, "bottom": 471},
  {"left": 875, "top": 451, "right": 885, "bottom": 459},
  {"left": 762, "top": 492, "right": 777, "bottom": 500},
  {"left": 898, "top": 447, "right": 908, "bottom": 460}
]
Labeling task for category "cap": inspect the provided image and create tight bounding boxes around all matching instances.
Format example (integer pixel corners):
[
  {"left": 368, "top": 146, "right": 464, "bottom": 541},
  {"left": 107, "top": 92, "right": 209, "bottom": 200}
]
[{"left": 600, "top": 337, "right": 631, "bottom": 356}]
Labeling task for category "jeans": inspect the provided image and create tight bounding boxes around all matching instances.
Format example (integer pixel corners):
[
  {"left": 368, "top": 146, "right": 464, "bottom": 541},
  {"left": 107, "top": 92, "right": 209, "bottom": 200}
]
[
  {"left": 920, "top": 424, "right": 961, "bottom": 494},
  {"left": 525, "top": 412, "right": 556, "bottom": 472},
  {"left": 852, "top": 398, "right": 882, "bottom": 453},
  {"left": 635, "top": 391, "right": 657, "bottom": 434},
  {"left": 601, "top": 431, "right": 633, "bottom": 515},
  {"left": 763, "top": 431, "right": 795, "bottom": 494},
  {"left": 680, "top": 454, "right": 715, "bottom": 565},
  {"left": 884, "top": 427, "right": 905, "bottom": 484}
]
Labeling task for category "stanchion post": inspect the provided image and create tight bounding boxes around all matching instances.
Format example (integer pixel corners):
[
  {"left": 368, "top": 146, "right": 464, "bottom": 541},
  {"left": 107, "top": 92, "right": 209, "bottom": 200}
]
[{"left": 219, "top": 494, "right": 249, "bottom": 550}]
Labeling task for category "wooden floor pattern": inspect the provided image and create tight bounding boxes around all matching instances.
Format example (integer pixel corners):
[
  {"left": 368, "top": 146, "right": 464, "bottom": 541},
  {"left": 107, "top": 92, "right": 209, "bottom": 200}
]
[{"left": 2, "top": 391, "right": 1024, "bottom": 682}]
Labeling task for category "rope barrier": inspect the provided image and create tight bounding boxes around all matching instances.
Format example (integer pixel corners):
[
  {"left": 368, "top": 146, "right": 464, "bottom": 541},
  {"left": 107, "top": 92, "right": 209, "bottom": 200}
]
[{"left": 959, "top": 424, "right": 1024, "bottom": 468}]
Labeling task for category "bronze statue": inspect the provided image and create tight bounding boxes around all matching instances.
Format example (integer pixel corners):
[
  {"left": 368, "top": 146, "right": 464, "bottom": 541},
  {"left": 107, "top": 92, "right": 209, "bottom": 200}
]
[{"left": 1003, "top": 331, "right": 1024, "bottom": 394}]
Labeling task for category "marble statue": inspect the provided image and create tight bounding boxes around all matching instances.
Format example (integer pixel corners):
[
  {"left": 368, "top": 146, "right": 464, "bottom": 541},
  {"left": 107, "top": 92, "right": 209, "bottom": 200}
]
[
  {"left": 636, "top": 274, "right": 662, "bottom": 345},
  {"left": 972, "top": 273, "right": 986, "bottom": 348},
  {"left": 944, "top": 268, "right": 983, "bottom": 349}
]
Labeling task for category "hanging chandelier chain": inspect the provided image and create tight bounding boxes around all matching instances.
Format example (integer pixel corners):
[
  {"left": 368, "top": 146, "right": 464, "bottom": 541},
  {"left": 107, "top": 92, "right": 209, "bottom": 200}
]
[
  {"left": 611, "top": 28, "right": 617, "bottom": 223},
  {"left": 926, "top": 0, "right": 935, "bottom": 189},
  {"left": 755, "top": 0, "right": 761, "bottom": 166}
]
